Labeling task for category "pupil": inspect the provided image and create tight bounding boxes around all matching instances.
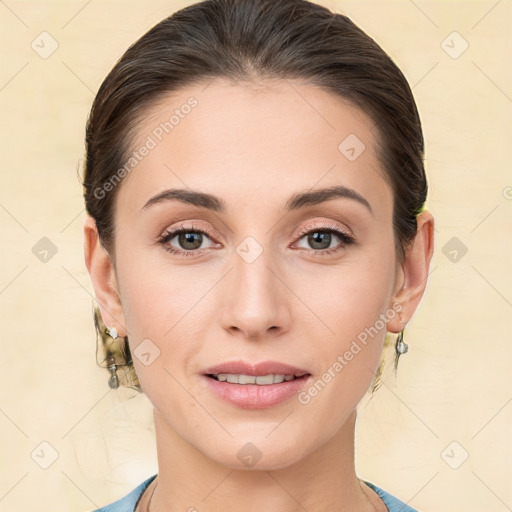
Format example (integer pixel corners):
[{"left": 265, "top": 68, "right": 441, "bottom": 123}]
[
  {"left": 180, "top": 232, "right": 202, "bottom": 250},
  {"left": 309, "top": 231, "right": 330, "bottom": 250}
]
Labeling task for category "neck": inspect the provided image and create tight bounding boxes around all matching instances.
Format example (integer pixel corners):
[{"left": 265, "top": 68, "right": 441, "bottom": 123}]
[{"left": 148, "top": 408, "right": 381, "bottom": 512}]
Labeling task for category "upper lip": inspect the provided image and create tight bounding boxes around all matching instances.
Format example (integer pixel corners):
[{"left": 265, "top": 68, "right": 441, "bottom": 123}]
[{"left": 203, "top": 360, "right": 310, "bottom": 377}]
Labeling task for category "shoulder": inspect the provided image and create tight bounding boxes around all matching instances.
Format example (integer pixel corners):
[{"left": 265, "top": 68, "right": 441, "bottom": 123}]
[
  {"left": 90, "top": 474, "right": 158, "bottom": 512},
  {"left": 363, "top": 480, "right": 420, "bottom": 512}
]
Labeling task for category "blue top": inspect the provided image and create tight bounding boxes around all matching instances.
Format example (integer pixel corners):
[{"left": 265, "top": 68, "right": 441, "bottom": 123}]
[{"left": 91, "top": 474, "right": 418, "bottom": 512}]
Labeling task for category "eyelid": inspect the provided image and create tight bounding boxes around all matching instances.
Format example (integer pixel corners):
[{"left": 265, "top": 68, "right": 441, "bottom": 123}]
[
  {"left": 295, "top": 220, "right": 353, "bottom": 239},
  {"left": 158, "top": 221, "right": 215, "bottom": 240}
]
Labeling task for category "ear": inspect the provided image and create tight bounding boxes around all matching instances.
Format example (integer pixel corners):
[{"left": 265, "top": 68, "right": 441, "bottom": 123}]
[
  {"left": 83, "top": 215, "right": 127, "bottom": 336},
  {"left": 387, "top": 210, "right": 435, "bottom": 333}
]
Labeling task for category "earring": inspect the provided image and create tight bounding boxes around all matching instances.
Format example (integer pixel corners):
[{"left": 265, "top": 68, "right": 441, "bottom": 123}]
[
  {"left": 107, "top": 326, "right": 118, "bottom": 340},
  {"left": 106, "top": 326, "right": 119, "bottom": 389},
  {"left": 107, "top": 357, "right": 119, "bottom": 389},
  {"left": 395, "top": 329, "right": 408, "bottom": 355}
]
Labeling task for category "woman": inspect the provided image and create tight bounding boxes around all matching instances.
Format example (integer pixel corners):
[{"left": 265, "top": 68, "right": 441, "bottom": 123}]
[{"left": 83, "top": 0, "right": 434, "bottom": 510}]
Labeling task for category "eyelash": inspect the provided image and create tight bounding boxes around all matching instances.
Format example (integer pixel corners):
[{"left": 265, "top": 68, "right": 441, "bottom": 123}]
[{"left": 157, "top": 223, "right": 355, "bottom": 257}]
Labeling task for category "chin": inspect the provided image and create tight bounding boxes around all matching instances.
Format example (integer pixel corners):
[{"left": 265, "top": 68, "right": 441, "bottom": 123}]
[{"left": 201, "top": 433, "right": 313, "bottom": 472}]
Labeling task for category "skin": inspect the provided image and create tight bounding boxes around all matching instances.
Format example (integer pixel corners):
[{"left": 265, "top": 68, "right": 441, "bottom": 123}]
[{"left": 84, "top": 78, "right": 434, "bottom": 512}]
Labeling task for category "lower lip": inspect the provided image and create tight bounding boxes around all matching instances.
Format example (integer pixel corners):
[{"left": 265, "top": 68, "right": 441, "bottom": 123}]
[{"left": 202, "top": 375, "right": 312, "bottom": 409}]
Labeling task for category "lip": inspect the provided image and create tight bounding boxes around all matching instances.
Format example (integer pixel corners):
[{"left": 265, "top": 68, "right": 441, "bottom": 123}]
[
  {"left": 201, "top": 360, "right": 312, "bottom": 409},
  {"left": 202, "top": 360, "right": 310, "bottom": 377}
]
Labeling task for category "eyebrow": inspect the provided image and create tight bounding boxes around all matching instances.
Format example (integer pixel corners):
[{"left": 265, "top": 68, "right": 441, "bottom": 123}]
[{"left": 142, "top": 185, "right": 373, "bottom": 215}]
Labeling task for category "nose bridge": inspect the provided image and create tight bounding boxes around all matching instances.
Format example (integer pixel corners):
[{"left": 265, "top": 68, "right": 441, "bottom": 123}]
[{"left": 221, "top": 238, "right": 287, "bottom": 338}]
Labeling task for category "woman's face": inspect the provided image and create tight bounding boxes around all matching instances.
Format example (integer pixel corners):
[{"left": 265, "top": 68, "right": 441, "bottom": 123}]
[{"left": 109, "top": 79, "right": 403, "bottom": 469}]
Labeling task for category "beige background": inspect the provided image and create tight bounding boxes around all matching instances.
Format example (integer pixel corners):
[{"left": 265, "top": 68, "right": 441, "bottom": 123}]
[{"left": 0, "top": 0, "right": 511, "bottom": 511}]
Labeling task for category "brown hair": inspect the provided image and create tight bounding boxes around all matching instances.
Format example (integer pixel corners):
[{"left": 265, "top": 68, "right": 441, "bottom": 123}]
[{"left": 83, "top": 0, "right": 427, "bottom": 392}]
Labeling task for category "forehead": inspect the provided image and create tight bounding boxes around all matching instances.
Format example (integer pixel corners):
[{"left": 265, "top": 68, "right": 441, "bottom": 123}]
[{"left": 117, "top": 78, "right": 392, "bottom": 219}]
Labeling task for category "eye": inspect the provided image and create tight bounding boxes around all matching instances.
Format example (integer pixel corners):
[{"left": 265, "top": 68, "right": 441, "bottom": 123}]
[
  {"left": 157, "top": 222, "right": 355, "bottom": 257},
  {"left": 157, "top": 223, "right": 217, "bottom": 256},
  {"left": 294, "top": 224, "right": 355, "bottom": 256}
]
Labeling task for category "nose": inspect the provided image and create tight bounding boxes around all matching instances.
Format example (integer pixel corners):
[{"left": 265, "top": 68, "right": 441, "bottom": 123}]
[{"left": 220, "top": 248, "right": 291, "bottom": 341}]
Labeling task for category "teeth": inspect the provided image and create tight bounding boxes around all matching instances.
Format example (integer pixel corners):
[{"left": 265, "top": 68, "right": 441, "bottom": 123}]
[
  {"left": 257, "top": 375, "right": 275, "bottom": 385},
  {"left": 215, "top": 373, "right": 297, "bottom": 385}
]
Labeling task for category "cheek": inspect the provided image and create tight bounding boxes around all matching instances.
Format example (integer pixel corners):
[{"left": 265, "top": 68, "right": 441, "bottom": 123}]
[
  {"left": 293, "top": 248, "right": 395, "bottom": 403},
  {"left": 116, "top": 241, "right": 208, "bottom": 339},
  {"left": 115, "top": 251, "right": 214, "bottom": 390},
  {"left": 294, "top": 245, "right": 396, "bottom": 345}
]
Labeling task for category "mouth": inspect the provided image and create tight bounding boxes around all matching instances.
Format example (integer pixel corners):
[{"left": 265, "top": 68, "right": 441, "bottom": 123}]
[
  {"left": 201, "top": 360, "right": 312, "bottom": 409},
  {"left": 205, "top": 373, "right": 309, "bottom": 385}
]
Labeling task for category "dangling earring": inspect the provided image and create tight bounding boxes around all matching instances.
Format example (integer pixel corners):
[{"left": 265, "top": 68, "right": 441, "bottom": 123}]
[
  {"left": 107, "top": 356, "right": 119, "bottom": 389},
  {"left": 106, "top": 327, "right": 119, "bottom": 389},
  {"left": 395, "top": 329, "right": 408, "bottom": 355}
]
